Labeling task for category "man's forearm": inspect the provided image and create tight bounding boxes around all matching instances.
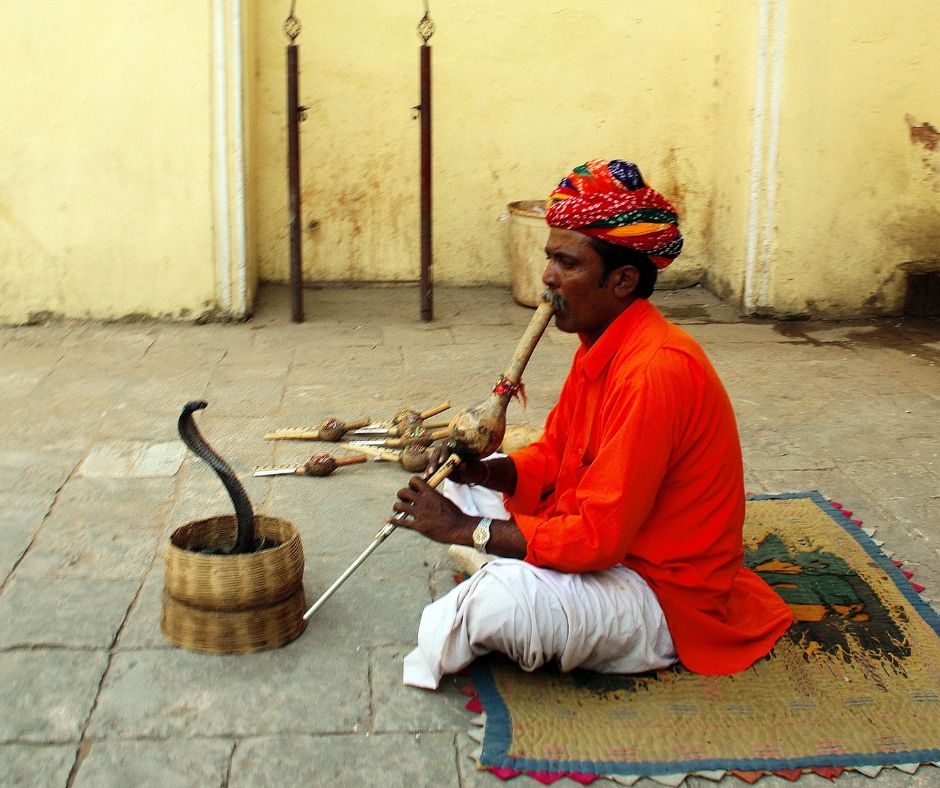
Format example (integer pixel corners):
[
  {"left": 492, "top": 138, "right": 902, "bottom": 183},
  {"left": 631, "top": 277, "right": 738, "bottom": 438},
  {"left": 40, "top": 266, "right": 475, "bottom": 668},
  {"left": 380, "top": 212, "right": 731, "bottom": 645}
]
[{"left": 486, "top": 517, "right": 527, "bottom": 559}]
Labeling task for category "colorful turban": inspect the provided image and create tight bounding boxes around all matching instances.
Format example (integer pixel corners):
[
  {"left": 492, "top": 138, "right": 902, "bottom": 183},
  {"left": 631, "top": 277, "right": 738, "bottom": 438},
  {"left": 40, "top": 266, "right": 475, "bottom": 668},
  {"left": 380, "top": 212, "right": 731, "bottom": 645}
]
[{"left": 546, "top": 159, "right": 683, "bottom": 269}]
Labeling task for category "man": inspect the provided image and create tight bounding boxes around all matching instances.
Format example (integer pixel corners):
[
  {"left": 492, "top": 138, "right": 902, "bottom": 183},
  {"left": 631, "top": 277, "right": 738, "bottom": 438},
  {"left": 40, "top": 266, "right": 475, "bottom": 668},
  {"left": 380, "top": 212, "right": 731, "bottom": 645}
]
[{"left": 394, "top": 159, "right": 792, "bottom": 690}]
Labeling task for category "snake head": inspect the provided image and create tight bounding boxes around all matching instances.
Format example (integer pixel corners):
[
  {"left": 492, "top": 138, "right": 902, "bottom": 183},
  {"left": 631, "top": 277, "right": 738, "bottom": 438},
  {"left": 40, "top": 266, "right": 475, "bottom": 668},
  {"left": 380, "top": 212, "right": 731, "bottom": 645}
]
[{"left": 178, "top": 401, "right": 209, "bottom": 441}]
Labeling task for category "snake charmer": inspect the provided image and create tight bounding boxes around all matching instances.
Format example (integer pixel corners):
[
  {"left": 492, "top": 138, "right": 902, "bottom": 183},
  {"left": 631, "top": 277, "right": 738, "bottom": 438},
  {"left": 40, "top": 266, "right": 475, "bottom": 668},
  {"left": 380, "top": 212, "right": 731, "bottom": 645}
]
[{"left": 393, "top": 159, "right": 793, "bottom": 689}]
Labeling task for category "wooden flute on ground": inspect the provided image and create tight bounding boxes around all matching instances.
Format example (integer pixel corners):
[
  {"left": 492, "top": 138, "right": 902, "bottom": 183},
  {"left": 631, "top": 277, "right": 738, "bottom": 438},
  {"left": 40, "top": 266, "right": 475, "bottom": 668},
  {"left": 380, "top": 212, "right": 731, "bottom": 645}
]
[{"left": 302, "top": 301, "right": 555, "bottom": 621}]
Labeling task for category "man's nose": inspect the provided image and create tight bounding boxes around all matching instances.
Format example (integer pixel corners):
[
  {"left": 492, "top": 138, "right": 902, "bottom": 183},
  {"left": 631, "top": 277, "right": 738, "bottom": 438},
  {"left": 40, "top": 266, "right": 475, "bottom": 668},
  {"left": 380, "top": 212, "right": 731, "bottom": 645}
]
[{"left": 541, "top": 260, "right": 556, "bottom": 288}]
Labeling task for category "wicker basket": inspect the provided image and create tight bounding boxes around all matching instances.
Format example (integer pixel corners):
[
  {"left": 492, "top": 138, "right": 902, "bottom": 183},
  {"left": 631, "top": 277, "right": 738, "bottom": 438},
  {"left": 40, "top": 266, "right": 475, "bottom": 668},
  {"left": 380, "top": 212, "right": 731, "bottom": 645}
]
[
  {"left": 160, "top": 586, "right": 307, "bottom": 654},
  {"left": 161, "top": 514, "right": 307, "bottom": 654}
]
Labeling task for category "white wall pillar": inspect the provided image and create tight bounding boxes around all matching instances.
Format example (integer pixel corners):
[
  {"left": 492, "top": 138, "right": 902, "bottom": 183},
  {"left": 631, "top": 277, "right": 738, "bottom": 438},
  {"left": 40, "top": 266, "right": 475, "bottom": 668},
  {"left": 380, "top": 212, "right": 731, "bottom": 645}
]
[
  {"left": 212, "top": 0, "right": 250, "bottom": 317},
  {"left": 744, "top": 0, "right": 787, "bottom": 314}
]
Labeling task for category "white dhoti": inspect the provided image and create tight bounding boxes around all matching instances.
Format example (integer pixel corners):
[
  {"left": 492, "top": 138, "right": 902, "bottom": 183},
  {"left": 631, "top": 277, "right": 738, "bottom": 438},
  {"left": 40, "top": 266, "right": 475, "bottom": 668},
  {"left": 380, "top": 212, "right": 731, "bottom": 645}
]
[{"left": 402, "top": 479, "right": 677, "bottom": 689}]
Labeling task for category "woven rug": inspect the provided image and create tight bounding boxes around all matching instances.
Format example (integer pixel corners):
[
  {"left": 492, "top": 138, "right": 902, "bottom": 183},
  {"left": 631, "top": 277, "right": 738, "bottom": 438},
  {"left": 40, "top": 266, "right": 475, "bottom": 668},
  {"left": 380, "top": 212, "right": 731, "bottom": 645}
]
[{"left": 466, "top": 492, "right": 940, "bottom": 784}]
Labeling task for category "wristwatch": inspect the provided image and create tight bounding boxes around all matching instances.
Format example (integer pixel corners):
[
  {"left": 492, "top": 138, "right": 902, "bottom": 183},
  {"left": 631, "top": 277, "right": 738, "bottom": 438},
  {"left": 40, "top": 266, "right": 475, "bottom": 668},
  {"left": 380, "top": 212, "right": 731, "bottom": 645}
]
[{"left": 472, "top": 517, "right": 493, "bottom": 553}]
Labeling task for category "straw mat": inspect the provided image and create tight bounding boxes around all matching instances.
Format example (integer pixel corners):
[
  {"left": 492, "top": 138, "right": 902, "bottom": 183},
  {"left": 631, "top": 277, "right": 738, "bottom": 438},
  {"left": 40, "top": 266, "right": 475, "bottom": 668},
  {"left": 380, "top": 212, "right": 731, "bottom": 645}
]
[{"left": 467, "top": 492, "right": 940, "bottom": 784}]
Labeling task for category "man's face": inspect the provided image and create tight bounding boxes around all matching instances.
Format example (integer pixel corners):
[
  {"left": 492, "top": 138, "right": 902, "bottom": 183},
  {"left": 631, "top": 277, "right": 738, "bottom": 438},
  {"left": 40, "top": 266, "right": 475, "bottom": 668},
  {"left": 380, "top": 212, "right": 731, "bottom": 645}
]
[{"left": 541, "top": 227, "right": 628, "bottom": 343}]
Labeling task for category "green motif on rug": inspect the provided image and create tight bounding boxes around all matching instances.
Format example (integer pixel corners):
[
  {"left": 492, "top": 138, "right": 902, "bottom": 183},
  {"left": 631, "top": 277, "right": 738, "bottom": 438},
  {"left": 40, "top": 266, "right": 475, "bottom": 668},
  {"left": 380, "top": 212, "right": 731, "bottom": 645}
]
[{"left": 747, "top": 533, "right": 912, "bottom": 670}]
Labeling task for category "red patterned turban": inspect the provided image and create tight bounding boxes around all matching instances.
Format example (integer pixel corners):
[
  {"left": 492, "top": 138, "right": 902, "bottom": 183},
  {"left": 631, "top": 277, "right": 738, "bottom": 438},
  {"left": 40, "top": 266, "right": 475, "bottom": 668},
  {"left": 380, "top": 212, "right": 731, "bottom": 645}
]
[{"left": 546, "top": 159, "right": 683, "bottom": 269}]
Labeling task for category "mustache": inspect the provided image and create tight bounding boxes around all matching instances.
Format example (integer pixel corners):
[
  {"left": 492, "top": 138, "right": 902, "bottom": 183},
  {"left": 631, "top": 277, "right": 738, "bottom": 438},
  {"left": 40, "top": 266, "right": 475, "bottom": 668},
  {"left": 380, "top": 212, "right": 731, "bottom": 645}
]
[{"left": 541, "top": 288, "right": 568, "bottom": 314}]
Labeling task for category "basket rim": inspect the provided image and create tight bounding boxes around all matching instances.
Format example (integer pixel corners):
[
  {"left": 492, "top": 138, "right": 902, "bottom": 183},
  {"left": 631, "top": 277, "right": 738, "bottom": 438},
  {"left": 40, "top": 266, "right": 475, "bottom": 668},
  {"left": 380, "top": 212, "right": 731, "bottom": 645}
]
[{"left": 167, "top": 514, "right": 301, "bottom": 560}]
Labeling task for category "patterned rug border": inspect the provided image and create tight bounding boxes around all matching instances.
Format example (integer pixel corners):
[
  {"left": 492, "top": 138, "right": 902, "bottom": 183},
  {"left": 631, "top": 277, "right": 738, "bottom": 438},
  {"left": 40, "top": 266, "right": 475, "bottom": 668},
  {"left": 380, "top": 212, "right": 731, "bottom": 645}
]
[{"left": 471, "top": 490, "right": 940, "bottom": 778}]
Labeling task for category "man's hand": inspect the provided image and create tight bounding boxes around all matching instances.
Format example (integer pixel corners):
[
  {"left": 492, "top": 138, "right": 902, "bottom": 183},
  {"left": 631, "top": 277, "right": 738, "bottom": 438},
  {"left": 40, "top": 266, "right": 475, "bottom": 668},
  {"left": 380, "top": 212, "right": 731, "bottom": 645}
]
[
  {"left": 392, "top": 475, "right": 475, "bottom": 545},
  {"left": 425, "top": 444, "right": 487, "bottom": 485},
  {"left": 425, "top": 445, "right": 519, "bottom": 494}
]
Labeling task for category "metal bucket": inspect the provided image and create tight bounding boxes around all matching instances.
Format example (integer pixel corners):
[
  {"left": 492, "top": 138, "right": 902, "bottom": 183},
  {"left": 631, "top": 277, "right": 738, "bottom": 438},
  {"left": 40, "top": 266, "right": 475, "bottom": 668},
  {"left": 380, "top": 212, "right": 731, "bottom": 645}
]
[{"left": 508, "top": 200, "right": 548, "bottom": 308}]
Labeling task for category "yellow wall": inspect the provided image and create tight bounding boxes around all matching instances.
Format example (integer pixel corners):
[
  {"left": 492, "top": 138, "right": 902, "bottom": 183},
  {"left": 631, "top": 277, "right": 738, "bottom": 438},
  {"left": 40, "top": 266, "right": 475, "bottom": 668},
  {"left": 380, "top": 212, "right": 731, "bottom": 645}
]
[
  {"left": 3, "top": 1, "right": 939, "bottom": 322},
  {"left": 0, "top": 1, "right": 221, "bottom": 324},
  {"left": 249, "top": 1, "right": 716, "bottom": 290},
  {"left": 705, "top": 0, "right": 940, "bottom": 317},
  {"left": 703, "top": 5, "right": 762, "bottom": 305},
  {"left": 766, "top": 0, "right": 940, "bottom": 316}
]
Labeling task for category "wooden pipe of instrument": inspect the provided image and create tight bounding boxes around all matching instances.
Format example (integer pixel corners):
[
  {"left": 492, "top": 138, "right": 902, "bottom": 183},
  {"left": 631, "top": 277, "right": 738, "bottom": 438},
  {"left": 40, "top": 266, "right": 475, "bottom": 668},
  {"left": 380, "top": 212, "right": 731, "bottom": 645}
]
[{"left": 448, "top": 301, "right": 554, "bottom": 458}]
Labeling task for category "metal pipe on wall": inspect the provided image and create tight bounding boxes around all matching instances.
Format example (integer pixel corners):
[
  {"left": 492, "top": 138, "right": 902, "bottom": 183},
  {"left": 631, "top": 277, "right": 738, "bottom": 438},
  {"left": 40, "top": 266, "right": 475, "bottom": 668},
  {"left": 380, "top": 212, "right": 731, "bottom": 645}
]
[
  {"left": 418, "top": 5, "right": 436, "bottom": 322},
  {"left": 419, "top": 44, "right": 432, "bottom": 322},
  {"left": 285, "top": 6, "right": 304, "bottom": 323}
]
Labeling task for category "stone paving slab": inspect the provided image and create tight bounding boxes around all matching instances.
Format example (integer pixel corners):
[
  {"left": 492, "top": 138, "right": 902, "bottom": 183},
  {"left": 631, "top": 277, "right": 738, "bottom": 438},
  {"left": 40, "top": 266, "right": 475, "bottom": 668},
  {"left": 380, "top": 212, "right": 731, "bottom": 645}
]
[
  {"left": 73, "top": 739, "right": 232, "bottom": 788},
  {"left": 77, "top": 440, "right": 185, "bottom": 479},
  {"left": 370, "top": 644, "right": 470, "bottom": 733},
  {"left": 87, "top": 640, "right": 369, "bottom": 738},
  {"left": 0, "top": 577, "right": 138, "bottom": 649},
  {"left": 0, "top": 367, "right": 53, "bottom": 402},
  {"left": 0, "top": 491, "right": 54, "bottom": 585},
  {"left": 228, "top": 732, "right": 461, "bottom": 788},
  {"left": 0, "top": 649, "right": 108, "bottom": 742},
  {"left": 297, "top": 551, "right": 438, "bottom": 647},
  {"left": 0, "top": 450, "right": 82, "bottom": 497},
  {"left": 0, "top": 744, "right": 76, "bottom": 788},
  {"left": 13, "top": 478, "right": 173, "bottom": 582},
  {"left": 112, "top": 567, "right": 168, "bottom": 651}
]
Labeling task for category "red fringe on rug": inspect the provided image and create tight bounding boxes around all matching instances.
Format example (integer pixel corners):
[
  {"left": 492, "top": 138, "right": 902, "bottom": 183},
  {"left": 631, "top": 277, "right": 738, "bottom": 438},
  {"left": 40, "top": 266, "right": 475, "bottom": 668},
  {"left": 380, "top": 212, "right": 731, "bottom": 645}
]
[{"left": 829, "top": 500, "right": 927, "bottom": 595}]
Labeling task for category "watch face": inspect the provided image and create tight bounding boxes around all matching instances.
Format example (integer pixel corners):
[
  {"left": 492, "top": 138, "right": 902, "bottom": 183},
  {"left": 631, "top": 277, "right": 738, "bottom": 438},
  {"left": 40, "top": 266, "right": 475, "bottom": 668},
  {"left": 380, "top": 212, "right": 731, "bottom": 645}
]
[{"left": 473, "top": 523, "right": 490, "bottom": 550}]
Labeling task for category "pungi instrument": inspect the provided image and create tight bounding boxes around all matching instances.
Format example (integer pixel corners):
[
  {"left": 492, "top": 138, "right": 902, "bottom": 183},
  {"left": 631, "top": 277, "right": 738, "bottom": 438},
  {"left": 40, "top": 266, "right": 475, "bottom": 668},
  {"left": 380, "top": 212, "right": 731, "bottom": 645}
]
[
  {"left": 263, "top": 417, "right": 371, "bottom": 442},
  {"left": 347, "top": 401, "right": 451, "bottom": 437},
  {"left": 253, "top": 452, "right": 368, "bottom": 478},
  {"left": 346, "top": 426, "right": 449, "bottom": 450},
  {"left": 302, "top": 300, "right": 555, "bottom": 620},
  {"left": 339, "top": 443, "right": 431, "bottom": 473}
]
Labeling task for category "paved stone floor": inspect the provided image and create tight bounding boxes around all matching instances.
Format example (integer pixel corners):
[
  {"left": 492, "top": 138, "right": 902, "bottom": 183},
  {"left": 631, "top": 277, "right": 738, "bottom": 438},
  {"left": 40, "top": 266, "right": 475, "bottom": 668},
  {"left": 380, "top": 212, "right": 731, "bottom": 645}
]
[{"left": 1, "top": 284, "right": 939, "bottom": 787}]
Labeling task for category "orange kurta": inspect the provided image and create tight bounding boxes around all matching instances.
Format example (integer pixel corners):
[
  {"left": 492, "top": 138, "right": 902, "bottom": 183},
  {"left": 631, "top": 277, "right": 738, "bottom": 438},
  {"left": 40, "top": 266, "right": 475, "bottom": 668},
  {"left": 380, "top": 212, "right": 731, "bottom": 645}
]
[{"left": 506, "top": 299, "right": 792, "bottom": 674}]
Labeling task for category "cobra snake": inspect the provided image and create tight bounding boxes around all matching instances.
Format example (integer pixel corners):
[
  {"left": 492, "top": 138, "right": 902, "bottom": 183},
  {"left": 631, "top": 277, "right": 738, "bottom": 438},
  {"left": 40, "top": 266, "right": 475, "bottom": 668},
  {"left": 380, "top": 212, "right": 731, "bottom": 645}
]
[{"left": 177, "top": 400, "right": 256, "bottom": 554}]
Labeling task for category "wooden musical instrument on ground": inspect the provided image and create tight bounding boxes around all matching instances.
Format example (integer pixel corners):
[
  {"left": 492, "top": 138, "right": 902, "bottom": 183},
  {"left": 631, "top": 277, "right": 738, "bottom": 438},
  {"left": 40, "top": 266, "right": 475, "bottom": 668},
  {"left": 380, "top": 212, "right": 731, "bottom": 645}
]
[
  {"left": 340, "top": 443, "right": 431, "bottom": 473},
  {"left": 253, "top": 452, "right": 369, "bottom": 478},
  {"left": 346, "top": 427, "right": 449, "bottom": 450},
  {"left": 263, "top": 417, "right": 371, "bottom": 442},
  {"left": 345, "top": 401, "right": 451, "bottom": 437}
]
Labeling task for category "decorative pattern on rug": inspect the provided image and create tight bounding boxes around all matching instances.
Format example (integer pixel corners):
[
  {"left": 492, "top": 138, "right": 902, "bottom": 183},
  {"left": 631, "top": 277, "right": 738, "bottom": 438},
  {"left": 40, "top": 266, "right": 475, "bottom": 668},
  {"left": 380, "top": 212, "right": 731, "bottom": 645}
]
[{"left": 466, "top": 492, "right": 940, "bottom": 784}]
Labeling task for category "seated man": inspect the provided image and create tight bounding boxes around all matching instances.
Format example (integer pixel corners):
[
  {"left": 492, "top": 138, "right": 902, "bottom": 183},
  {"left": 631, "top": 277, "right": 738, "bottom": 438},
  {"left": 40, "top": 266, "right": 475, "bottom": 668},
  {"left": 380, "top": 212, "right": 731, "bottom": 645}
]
[{"left": 394, "top": 158, "right": 792, "bottom": 689}]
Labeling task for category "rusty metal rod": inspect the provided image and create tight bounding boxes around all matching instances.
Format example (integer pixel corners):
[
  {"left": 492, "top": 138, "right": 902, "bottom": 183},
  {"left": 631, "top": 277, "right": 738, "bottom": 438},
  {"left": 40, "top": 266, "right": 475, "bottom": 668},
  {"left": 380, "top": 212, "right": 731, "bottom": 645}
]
[
  {"left": 287, "top": 43, "right": 304, "bottom": 323},
  {"left": 419, "top": 43, "right": 432, "bottom": 322}
]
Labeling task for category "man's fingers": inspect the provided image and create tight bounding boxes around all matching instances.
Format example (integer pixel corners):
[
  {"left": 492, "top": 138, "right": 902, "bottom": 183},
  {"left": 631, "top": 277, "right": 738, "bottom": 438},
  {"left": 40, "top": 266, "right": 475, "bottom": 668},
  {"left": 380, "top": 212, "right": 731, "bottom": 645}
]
[
  {"left": 391, "top": 500, "right": 413, "bottom": 516},
  {"left": 408, "top": 475, "right": 432, "bottom": 493},
  {"left": 426, "top": 444, "right": 451, "bottom": 476},
  {"left": 396, "top": 485, "right": 418, "bottom": 502}
]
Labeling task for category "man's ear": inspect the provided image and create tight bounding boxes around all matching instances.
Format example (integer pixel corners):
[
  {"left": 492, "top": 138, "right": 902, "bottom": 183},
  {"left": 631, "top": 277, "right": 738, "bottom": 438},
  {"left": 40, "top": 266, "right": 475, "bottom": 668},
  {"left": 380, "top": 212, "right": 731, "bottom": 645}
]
[{"left": 612, "top": 265, "right": 640, "bottom": 298}]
